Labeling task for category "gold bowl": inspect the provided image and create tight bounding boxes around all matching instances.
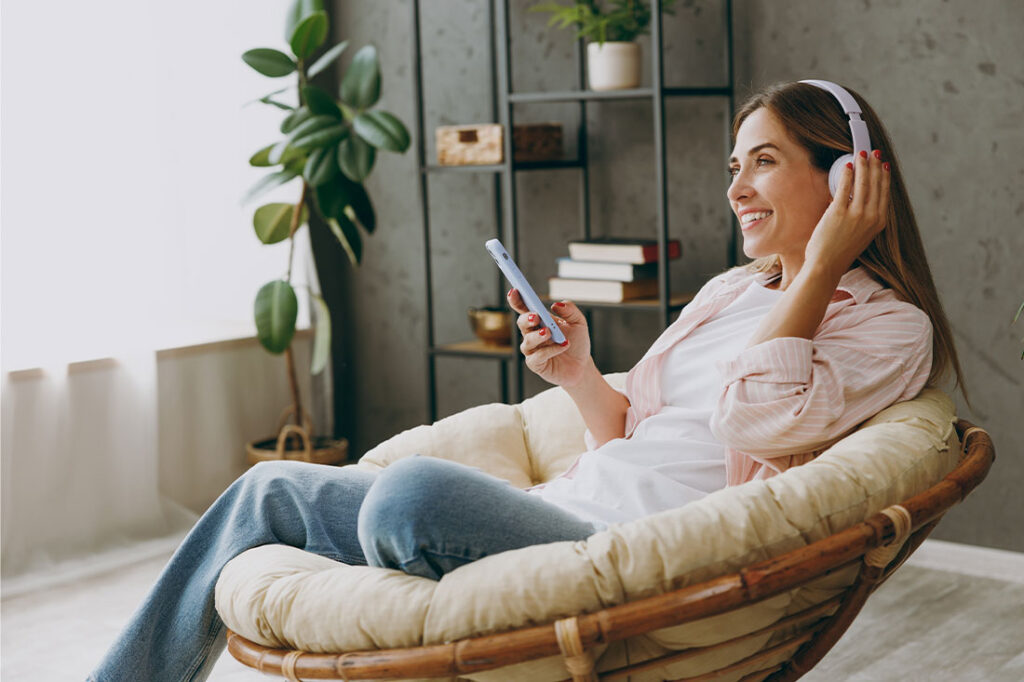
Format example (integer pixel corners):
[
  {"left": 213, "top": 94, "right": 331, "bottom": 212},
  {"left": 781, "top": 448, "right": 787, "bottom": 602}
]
[{"left": 468, "top": 306, "right": 515, "bottom": 346}]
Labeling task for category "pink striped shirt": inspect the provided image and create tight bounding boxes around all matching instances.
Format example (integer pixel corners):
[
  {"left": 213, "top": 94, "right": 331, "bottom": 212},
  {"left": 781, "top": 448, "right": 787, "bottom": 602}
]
[{"left": 622, "top": 265, "right": 933, "bottom": 486}]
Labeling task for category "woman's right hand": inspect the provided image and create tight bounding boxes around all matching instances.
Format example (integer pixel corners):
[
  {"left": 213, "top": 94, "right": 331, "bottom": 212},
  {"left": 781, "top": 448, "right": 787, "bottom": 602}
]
[{"left": 507, "top": 289, "right": 593, "bottom": 388}]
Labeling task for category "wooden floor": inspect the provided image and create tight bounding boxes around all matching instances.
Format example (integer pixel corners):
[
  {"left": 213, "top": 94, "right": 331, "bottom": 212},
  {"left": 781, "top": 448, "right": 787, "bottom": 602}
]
[{"left": 2, "top": 541, "right": 1022, "bottom": 681}]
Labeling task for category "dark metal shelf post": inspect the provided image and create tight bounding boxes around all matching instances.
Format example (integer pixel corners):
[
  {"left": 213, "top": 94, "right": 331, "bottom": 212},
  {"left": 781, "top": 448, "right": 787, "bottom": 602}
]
[
  {"left": 409, "top": 0, "right": 439, "bottom": 422},
  {"left": 651, "top": 0, "right": 670, "bottom": 328}
]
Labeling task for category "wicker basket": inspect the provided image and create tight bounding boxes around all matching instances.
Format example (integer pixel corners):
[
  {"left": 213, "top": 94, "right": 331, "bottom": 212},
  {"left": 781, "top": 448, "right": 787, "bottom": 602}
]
[
  {"left": 246, "top": 407, "right": 348, "bottom": 466},
  {"left": 436, "top": 123, "right": 563, "bottom": 166}
]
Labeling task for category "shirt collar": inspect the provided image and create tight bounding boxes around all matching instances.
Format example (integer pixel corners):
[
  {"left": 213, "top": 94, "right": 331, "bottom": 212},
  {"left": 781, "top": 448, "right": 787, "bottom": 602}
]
[{"left": 751, "top": 264, "right": 883, "bottom": 306}]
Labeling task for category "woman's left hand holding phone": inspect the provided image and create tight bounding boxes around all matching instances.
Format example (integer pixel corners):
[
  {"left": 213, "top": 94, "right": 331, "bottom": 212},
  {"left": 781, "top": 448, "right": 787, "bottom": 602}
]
[{"left": 507, "top": 290, "right": 592, "bottom": 388}]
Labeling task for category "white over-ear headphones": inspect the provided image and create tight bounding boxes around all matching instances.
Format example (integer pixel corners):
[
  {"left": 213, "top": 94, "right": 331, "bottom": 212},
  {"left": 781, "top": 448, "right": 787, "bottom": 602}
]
[{"left": 799, "top": 79, "right": 872, "bottom": 197}]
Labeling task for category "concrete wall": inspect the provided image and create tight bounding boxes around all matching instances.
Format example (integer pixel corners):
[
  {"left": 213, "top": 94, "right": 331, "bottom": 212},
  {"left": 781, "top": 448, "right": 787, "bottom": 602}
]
[{"left": 331, "top": 0, "right": 1023, "bottom": 552}]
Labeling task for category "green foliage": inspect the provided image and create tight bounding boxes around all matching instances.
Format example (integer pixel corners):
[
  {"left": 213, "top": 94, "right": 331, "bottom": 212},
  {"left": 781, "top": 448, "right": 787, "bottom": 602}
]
[
  {"left": 529, "top": 0, "right": 678, "bottom": 45},
  {"left": 241, "top": 0, "right": 411, "bottom": 366},
  {"left": 254, "top": 280, "right": 299, "bottom": 354},
  {"left": 253, "top": 203, "right": 308, "bottom": 244},
  {"left": 242, "top": 48, "right": 296, "bottom": 77}
]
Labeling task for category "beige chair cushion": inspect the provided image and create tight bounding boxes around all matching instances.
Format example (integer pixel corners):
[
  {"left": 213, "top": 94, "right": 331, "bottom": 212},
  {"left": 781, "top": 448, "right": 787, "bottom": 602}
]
[{"left": 215, "top": 377, "right": 958, "bottom": 681}]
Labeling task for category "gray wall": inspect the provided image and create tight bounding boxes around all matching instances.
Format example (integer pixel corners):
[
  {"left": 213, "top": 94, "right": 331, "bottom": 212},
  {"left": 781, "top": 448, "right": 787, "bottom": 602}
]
[{"left": 331, "top": 0, "right": 1023, "bottom": 552}]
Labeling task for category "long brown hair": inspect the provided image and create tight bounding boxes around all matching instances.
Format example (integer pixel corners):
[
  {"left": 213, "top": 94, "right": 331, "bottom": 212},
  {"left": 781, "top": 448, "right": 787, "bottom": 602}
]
[{"left": 732, "top": 81, "right": 968, "bottom": 403}]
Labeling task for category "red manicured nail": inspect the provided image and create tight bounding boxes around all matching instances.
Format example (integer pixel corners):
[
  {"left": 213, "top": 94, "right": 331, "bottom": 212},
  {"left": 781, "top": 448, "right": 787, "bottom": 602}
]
[
  {"left": 539, "top": 328, "right": 547, "bottom": 336},
  {"left": 884, "top": 162, "right": 891, "bottom": 171},
  {"left": 507, "top": 288, "right": 514, "bottom": 297},
  {"left": 554, "top": 301, "right": 566, "bottom": 308},
  {"left": 529, "top": 314, "right": 537, "bottom": 323},
  {"left": 859, "top": 150, "right": 868, "bottom": 159},
  {"left": 873, "top": 149, "right": 882, "bottom": 160},
  {"left": 559, "top": 340, "right": 569, "bottom": 347},
  {"left": 846, "top": 162, "right": 853, "bottom": 170}
]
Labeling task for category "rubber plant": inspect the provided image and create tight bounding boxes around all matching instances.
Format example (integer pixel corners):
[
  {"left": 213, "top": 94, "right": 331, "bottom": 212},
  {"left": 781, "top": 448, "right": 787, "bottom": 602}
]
[
  {"left": 242, "top": 0, "right": 410, "bottom": 445},
  {"left": 529, "top": 0, "right": 678, "bottom": 45}
]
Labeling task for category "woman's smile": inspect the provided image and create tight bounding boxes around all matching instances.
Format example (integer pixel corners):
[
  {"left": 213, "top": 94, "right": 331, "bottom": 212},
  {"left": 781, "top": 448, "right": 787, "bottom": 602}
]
[{"left": 739, "top": 209, "right": 774, "bottom": 231}]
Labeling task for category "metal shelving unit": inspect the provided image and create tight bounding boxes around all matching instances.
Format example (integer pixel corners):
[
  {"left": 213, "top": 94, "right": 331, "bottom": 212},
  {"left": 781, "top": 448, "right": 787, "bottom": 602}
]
[{"left": 412, "top": 0, "right": 735, "bottom": 421}]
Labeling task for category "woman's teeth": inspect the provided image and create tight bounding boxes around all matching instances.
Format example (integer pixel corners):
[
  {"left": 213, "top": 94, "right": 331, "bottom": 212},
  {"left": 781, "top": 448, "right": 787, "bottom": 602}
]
[{"left": 741, "top": 210, "right": 773, "bottom": 226}]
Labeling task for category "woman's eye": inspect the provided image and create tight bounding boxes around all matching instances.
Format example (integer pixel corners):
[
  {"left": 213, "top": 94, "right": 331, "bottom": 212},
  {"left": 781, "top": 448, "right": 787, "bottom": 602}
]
[{"left": 728, "top": 158, "right": 773, "bottom": 177}]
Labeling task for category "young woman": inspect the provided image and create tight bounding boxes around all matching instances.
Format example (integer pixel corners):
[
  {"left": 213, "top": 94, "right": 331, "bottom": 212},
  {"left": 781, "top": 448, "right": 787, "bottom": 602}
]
[{"left": 89, "top": 80, "right": 965, "bottom": 681}]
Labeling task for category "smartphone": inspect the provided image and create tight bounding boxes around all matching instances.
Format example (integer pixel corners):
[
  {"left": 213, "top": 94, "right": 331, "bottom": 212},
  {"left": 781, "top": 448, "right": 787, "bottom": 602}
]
[{"left": 484, "top": 238, "right": 567, "bottom": 345}]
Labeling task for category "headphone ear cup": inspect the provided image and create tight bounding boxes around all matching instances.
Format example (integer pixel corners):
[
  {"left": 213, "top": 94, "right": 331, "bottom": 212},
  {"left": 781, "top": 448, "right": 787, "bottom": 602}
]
[{"left": 829, "top": 153, "right": 855, "bottom": 197}]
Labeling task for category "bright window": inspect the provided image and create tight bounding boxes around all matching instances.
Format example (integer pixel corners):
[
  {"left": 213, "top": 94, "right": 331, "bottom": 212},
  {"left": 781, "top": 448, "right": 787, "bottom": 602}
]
[{"left": 1, "top": 0, "right": 313, "bottom": 372}]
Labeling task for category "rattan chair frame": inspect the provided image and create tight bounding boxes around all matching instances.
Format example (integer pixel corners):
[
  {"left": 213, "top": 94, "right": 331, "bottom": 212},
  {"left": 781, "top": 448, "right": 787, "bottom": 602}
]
[{"left": 225, "top": 420, "right": 994, "bottom": 682}]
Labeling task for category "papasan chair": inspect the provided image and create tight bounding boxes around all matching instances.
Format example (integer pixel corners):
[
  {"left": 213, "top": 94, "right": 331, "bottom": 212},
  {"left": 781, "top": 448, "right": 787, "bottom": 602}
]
[{"left": 215, "top": 373, "right": 993, "bottom": 681}]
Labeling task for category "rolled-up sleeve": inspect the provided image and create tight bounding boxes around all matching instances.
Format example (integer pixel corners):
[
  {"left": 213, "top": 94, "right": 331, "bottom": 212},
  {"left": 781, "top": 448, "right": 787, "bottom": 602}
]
[{"left": 709, "top": 303, "right": 933, "bottom": 458}]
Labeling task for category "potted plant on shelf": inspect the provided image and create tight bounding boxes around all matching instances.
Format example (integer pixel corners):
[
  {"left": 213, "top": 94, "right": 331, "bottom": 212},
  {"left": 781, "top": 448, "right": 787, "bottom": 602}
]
[
  {"left": 241, "top": 0, "right": 410, "bottom": 465},
  {"left": 530, "top": 0, "right": 678, "bottom": 91}
]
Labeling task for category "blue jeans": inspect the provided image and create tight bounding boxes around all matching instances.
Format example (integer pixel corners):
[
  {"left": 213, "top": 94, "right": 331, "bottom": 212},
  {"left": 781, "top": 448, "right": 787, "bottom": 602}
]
[{"left": 87, "top": 456, "right": 599, "bottom": 681}]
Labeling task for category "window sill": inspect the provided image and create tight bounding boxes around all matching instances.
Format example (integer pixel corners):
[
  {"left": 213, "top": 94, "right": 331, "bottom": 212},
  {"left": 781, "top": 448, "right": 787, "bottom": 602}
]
[{"left": 5, "top": 326, "right": 314, "bottom": 381}]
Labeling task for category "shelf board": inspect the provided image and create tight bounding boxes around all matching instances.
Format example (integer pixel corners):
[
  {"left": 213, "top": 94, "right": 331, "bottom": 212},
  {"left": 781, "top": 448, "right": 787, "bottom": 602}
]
[
  {"left": 509, "top": 88, "right": 654, "bottom": 103},
  {"left": 663, "top": 86, "right": 733, "bottom": 98},
  {"left": 431, "top": 339, "right": 517, "bottom": 359},
  {"left": 507, "top": 86, "right": 732, "bottom": 104},
  {"left": 423, "top": 159, "right": 585, "bottom": 174}
]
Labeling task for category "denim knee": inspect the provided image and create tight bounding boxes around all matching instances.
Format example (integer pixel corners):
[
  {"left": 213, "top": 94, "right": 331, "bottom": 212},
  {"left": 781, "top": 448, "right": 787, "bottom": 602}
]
[{"left": 357, "top": 456, "right": 455, "bottom": 574}]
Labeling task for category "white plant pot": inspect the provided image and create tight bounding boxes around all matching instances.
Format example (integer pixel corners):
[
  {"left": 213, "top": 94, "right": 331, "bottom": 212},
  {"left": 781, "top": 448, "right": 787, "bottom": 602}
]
[{"left": 586, "top": 41, "right": 641, "bottom": 91}]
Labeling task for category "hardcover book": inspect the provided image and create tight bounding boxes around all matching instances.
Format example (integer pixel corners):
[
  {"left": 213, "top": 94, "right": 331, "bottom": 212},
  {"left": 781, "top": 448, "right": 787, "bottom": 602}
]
[
  {"left": 548, "top": 276, "right": 660, "bottom": 302},
  {"left": 567, "top": 238, "right": 682, "bottom": 264},
  {"left": 556, "top": 258, "right": 659, "bottom": 282}
]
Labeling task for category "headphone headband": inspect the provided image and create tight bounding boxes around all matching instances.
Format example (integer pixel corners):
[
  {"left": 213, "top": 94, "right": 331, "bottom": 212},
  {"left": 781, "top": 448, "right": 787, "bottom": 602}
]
[{"left": 799, "top": 79, "right": 871, "bottom": 157}]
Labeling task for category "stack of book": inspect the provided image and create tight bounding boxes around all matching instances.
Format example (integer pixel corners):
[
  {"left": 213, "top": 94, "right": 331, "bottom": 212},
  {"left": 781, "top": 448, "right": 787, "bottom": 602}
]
[{"left": 548, "top": 237, "right": 681, "bottom": 302}]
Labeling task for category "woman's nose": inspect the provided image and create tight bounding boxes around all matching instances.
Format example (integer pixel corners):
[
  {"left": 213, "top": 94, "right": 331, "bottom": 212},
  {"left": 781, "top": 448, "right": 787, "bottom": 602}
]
[{"left": 727, "top": 173, "right": 752, "bottom": 203}]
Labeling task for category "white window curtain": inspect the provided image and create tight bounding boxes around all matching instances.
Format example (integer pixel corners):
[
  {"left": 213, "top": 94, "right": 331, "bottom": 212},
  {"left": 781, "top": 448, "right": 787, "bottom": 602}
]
[{"left": 1, "top": 0, "right": 319, "bottom": 583}]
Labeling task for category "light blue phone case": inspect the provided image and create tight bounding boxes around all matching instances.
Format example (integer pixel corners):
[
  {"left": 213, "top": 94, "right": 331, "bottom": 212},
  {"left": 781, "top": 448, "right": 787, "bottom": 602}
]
[{"left": 485, "top": 239, "right": 567, "bottom": 345}]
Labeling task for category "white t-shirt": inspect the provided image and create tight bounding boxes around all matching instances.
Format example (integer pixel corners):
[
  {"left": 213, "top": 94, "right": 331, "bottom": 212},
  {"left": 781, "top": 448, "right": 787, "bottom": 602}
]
[{"left": 527, "top": 278, "right": 784, "bottom": 528}]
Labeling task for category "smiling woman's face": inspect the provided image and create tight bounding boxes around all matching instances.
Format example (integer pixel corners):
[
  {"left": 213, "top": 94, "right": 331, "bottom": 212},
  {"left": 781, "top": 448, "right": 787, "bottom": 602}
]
[{"left": 727, "top": 107, "right": 833, "bottom": 266}]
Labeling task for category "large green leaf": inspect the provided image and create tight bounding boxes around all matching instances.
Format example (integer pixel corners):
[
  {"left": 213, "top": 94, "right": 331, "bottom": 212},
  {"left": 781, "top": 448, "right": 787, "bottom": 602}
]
[
  {"left": 314, "top": 172, "right": 374, "bottom": 233},
  {"left": 308, "top": 40, "right": 349, "bottom": 78},
  {"left": 326, "top": 215, "right": 362, "bottom": 265},
  {"left": 326, "top": 176, "right": 375, "bottom": 234},
  {"left": 292, "top": 123, "right": 347, "bottom": 150},
  {"left": 304, "top": 146, "right": 338, "bottom": 186},
  {"left": 310, "top": 293, "right": 331, "bottom": 375},
  {"left": 286, "top": 114, "right": 339, "bottom": 144},
  {"left": 337, "top": 134, "right": 376, "bottom": 182},
  {"left": 346, "top": 182, "right": 376, "bottom": 234},
  {"left": 267, "top": 139, "right": 306, "bottom": 166},
  {"left": 339, "top": 45, "right": 381, "bottom": 110},
  {"left": 280, "top": 107, "right": 314, "bottom": 134},
  {"left": 290, "top": 11, "right": 328, "bottom": 61},
  {"left": 253, "top": 202, "right": 308, "bottom": 244},
  {"left": 353, "top": 111, "right": 410, "bottom": 152},
  {"left": 254, "top": 280, "right": 298, "bottom": 354},
  {"left": 285, "top": 0, "right": 325, "bottom": 44},
  {"left": 302, "top": 84, "right": 342, "bottom": 119},
  {"left": 242, "top": 48, "right": 296, "bottom": 78},
  {"left": 242, "top": 167, "right": 300, "bottom": 205}
]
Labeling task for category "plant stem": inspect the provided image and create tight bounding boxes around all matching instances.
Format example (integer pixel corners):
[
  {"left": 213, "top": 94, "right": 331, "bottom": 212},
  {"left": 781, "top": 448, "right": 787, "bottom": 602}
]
[
  {"left": 284, "top": 345, "right": 305, "bottom": 445},
  {"left": 286, "top": 181, "right": 309, "bottom": 282},
  {"left": 283, "top": 59, "right": 311, "bottom": 448}
]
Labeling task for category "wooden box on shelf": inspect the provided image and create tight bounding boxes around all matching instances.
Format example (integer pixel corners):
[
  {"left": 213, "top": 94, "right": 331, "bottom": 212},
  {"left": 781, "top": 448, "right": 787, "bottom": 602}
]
[
  {"left": 436, "top": 123, "right": 562, "bottom": 166},
  {"left": 512, "top": 122, "right": 562, "bottom": 162}
]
